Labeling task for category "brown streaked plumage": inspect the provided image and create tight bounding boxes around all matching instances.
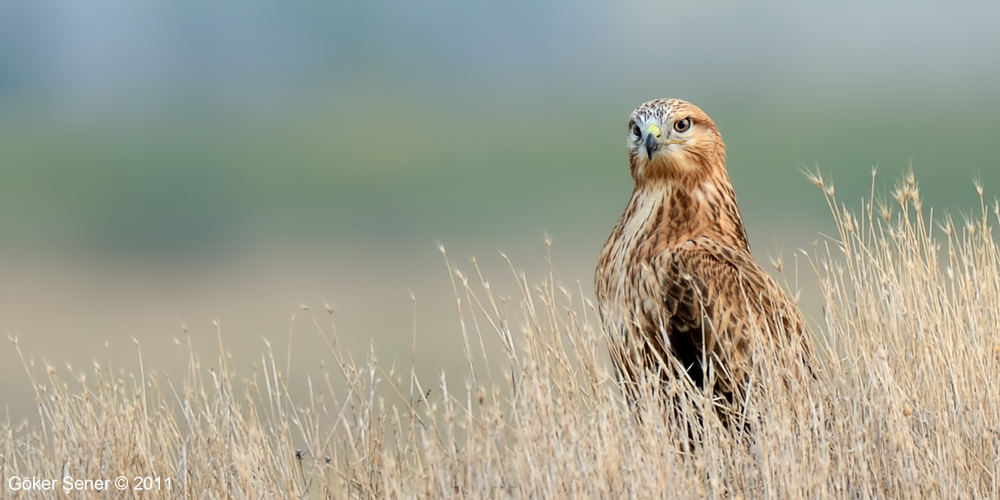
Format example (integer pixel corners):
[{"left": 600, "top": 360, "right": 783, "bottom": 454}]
[{"left": 595, "top": 98, "right": 806, "bottom": 408}]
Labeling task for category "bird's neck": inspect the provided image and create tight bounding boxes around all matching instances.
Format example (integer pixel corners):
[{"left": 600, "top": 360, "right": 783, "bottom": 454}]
[{"left": 629, "top": 176, "right": 751, "bottom": 250}]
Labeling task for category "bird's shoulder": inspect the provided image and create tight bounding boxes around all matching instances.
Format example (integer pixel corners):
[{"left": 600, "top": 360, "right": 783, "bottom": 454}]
[
  {"left": 655, "top": 237, "right": 766, "bottom": 288},
  {"left": 654, "top": 237, "right": 797, "bottom": 329}
]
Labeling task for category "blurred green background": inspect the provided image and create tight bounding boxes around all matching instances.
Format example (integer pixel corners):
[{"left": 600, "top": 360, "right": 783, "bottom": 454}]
[{"left": 2, "top": 2, "right": 998, "bottom": 419}]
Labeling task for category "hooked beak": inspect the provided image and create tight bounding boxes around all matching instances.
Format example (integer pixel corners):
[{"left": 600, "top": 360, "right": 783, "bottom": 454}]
[
  {"left": 644, "top": 134, "right": 659, "bottom": 159},
  {"left": 643, "top": 123, "right": 662, "bottom": 159}
]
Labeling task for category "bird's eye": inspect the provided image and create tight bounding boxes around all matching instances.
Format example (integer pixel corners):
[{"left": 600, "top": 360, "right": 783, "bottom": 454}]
[
  {"left": 630, "top": 122, "right": 641, "bottom": 137},
  {"left": 674, "top": 118, "right": 692, "bottom": 133}
]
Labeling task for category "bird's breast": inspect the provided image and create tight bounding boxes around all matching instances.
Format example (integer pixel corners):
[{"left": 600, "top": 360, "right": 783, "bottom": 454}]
[{"left": 596, "top": 190, "right": 668, "bottom": 336}]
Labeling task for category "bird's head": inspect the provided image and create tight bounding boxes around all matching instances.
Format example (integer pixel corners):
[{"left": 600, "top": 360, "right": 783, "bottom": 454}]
[{"left": 626, "top": 98, "right": 726, "bottom": 185}]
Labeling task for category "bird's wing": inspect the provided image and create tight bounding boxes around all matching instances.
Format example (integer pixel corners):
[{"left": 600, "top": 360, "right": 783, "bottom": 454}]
[{"left": 652, "top": 237, "right": 803, "bottom": 393}]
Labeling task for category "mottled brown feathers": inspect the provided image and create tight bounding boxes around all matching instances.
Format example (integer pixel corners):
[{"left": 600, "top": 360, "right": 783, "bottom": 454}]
[{"left": 595, "top": 98, "right": 806, "bottom": 405}]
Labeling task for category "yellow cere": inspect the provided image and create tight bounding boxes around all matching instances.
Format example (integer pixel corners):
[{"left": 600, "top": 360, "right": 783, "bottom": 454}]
[{"left": 646, "top": 123, "right": 662, "bottom": 139}]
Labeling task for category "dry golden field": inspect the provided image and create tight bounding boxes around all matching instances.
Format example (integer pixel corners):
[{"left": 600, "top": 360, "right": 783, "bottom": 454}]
[{"left": 3, "top": 170, "right": 999, "bottom": 499}]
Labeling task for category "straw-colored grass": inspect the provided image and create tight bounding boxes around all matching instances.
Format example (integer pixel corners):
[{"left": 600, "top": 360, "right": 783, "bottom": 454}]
[{"left": 3, "top": 169, "right": 998, "bottom": 499}]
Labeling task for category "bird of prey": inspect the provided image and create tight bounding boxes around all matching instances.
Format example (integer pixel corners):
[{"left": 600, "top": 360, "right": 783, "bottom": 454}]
[{"left": 594, "top": 98, "right": 806, "bottom": 408}]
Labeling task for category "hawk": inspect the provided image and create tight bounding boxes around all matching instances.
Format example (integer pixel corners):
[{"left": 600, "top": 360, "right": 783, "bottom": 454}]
[{"left": 594, "top": 98, "right": 806, "bottom": 408}]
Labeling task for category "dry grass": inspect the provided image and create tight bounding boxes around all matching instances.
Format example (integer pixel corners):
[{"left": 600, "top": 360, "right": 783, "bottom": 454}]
[{"left": 3, "top": 169, "right": 999, "bottom": 499}]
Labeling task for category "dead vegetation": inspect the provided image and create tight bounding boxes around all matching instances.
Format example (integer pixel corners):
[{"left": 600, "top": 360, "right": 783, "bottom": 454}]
[{"left": 3, "top": 170, "right": 998, "bottom": 499}]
